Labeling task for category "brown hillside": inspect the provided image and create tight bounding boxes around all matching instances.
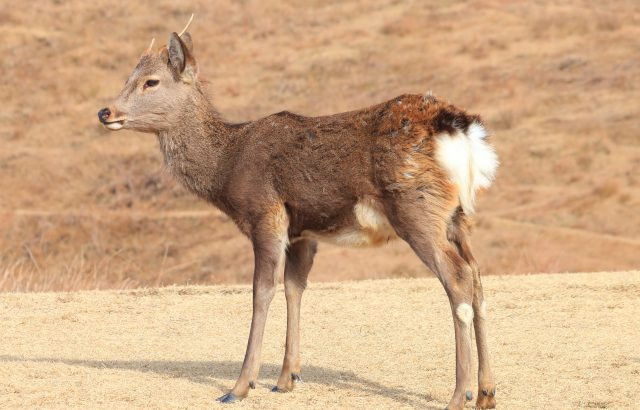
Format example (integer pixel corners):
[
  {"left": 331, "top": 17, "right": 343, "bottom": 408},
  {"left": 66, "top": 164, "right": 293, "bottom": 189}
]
[{"left": 1, "top": 1, "right": 639, "bottom": 291}]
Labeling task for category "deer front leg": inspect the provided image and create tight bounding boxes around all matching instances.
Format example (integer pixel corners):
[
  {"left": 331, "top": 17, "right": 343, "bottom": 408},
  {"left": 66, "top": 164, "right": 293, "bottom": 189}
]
[
  {"left": 272, "top": 239, "right": 317, "bottom": 393},
  {"left": 218, "top": 213, "right": 288, "bottom": 403}
]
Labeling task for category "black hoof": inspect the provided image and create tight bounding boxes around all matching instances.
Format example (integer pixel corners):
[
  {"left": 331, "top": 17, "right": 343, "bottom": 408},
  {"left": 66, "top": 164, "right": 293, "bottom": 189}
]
[
  {"left": 291, "top": 373, "right": 303, "bottom": 383},
  {"left": 217, "top": 392, "right": 238, "bottom": 403},
  {"left": 249, "top": 381, "right": 256, "bottom": 389},
  {"left": 466, "top": 390, "right": 473, "bottom": 401},
  {"left": 271, "top": 386, "right": 285, "bottom": 393},
  {"left": 482, "top": 388, "right": 496, "bottom": 397}
]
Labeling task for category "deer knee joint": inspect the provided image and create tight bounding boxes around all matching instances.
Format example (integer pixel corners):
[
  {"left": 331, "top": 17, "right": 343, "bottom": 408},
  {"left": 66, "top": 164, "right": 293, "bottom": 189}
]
[
  {"left": 254, "top": 283, "right": 276, "bottom": 305},
  {"left": 456, "top": 303, "right": 474, "bottom": 325},
  {"left": 284, "top": 279, "right": 306, "bottom": 298},
  {"left": 460, "top": 263, "right": 473, "bottom": 280}
]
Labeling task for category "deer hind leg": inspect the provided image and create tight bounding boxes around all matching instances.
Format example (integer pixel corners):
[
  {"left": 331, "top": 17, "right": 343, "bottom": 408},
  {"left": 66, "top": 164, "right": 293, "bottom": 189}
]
[
  {"left": 218, "top": 206, "right": 289, "bottom": 403},
  {"left": 272, "top": 238, "right": 317, "bottom": 393},
  {"left": 387, "top": 196, "right": 474, "bottom": 410},
  {"left": 447, "top": 207, "right": 496, "bottom": 409}
]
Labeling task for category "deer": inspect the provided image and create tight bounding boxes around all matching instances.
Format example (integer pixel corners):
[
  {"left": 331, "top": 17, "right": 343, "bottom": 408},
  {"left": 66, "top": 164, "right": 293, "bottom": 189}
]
[{"left": 98, "top": 16, "right": 498, "bottom": 410}]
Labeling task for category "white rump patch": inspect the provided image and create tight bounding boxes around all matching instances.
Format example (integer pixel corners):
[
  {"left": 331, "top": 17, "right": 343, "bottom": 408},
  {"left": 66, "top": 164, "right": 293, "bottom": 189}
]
[
  {"left": 435, "top": 122, "right": 498, "bottom": 214},
  {"left": 456, "top": 303, "right": 474, "bottom": 325}
]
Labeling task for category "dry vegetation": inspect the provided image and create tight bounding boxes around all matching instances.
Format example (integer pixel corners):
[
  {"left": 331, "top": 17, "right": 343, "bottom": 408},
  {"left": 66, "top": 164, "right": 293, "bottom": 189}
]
[
  {"left": 1, "top": 271, "right": 639, "bottom": 408},
  {"left": 1, "top": 0, "right": 639, "bottom": 291}
]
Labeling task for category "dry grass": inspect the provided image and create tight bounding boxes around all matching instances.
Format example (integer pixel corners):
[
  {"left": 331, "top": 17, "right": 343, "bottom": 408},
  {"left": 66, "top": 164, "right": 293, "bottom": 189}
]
[
  {"left": 1, "top": 0, "right": 640, "bottom": 291},
  {"left": 1, "top": 271, "right": 639, "bottom": 408},
  {"left": 0, "top": 257, "right": 135, "bottom": 293}
]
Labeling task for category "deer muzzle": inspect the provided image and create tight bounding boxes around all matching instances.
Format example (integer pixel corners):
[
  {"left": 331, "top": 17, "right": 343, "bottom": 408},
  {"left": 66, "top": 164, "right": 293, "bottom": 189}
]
[{"left": 98, "top": 107, "right": 125, "bottom": 130}]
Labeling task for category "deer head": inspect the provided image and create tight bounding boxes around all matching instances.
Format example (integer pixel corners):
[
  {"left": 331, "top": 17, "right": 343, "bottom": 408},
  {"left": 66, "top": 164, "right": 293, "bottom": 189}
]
[{"left": 98, "top": 15, "right": 199, "bottom": 133}]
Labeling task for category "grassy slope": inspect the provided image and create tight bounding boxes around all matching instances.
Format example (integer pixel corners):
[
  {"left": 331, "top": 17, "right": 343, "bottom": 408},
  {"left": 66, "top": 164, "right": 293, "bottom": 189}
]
[
  {"left": 1, "top": 271, "right": 639, "bottom": 408},
  {"left": 1, "top": 0, "right": 640, "bottom": 290}
]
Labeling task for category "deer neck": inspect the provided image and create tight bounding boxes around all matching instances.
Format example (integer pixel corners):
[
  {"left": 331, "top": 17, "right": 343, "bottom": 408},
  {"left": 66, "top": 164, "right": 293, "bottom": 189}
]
[{"left": 156, "top": 92, "right": 234, "bottom": 201}]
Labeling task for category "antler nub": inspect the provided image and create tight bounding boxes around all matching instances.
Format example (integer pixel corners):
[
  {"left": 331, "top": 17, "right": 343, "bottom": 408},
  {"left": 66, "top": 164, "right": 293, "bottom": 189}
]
[
  {"left": 146, "top": 37, "right": 156, "bottom": 53},
  {"left": 142, "top": 13, "right": 192, "bottom": 55},
  {"left": 178, "top": 13, "right": 194, "bottom": 37}
]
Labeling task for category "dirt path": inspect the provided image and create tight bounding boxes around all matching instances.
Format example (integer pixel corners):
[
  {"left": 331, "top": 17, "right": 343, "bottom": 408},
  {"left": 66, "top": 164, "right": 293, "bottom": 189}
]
[{"left": 1, "top": 271, "right": 639, "bottom": 409}]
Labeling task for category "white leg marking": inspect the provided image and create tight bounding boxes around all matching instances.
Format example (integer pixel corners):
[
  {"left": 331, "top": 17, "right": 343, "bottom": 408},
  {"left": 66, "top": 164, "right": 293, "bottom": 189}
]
[
  {"left": 478, "top": 300, "right": 487, "bottom": 319},
  {"left": 456, "top": 303, "right": 474, "bottom": 325}
]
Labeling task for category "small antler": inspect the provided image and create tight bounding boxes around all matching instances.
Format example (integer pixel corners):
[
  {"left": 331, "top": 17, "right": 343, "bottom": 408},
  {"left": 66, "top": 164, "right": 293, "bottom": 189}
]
[
  {"left": 178, "top": 13, "right": 194, "bottom": 37},
  {"left": 146, "top": 37, "right": 156, "bottom": 53}
]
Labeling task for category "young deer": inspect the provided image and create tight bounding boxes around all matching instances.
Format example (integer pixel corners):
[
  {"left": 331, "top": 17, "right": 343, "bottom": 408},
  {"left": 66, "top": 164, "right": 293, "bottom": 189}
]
[{"left": 98, "top": 19, "right": 498, "bottom": 409}]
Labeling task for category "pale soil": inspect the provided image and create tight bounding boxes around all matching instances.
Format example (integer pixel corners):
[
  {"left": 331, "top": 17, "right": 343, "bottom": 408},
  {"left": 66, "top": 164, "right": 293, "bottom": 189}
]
[
  {"left": 1, "top": 271, "right": 639, "bottom": 409},
  {"left": 1, "top": 1, "right": 640, "bottom": 291}
]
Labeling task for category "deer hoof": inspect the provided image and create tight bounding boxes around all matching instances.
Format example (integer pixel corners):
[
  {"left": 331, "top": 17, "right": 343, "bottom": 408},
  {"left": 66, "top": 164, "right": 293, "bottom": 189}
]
[
  {"left": 476, "top": 387, "right": 496, "bottom": 409},
  {"left": 481, "top": 387, "right": 496, "bottom": 397},
  {"left": 465, "top": 390, "right": 473, "bottom": 401},
  {"left": 217, "top": 392, "right": 239, "bottom": 403},
  {"left": 291, "top": 373, "right": 303, "bottom": 383},
  {"left": 271, "top": 386, "right": 287, "bottom": 393}
]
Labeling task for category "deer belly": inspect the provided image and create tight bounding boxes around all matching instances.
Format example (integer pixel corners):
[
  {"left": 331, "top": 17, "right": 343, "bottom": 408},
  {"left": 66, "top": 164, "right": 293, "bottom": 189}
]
[{"left": 299, "top": 197, "right": 397, "bottom": 247}]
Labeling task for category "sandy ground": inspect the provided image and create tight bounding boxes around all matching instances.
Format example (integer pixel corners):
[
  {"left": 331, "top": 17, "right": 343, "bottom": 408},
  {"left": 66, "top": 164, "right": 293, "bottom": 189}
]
[{"left": 1, "top": 271, "right": 639, "bottom": 409}]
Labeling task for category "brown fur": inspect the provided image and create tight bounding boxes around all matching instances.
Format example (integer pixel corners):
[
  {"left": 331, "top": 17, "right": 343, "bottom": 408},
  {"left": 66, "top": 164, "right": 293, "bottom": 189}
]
[{"left": 99, "top": 30, "right": 496, "bottom": 409}]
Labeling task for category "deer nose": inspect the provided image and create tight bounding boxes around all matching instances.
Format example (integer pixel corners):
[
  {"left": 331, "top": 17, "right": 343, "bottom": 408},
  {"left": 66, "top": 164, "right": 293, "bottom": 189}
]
[{"left": 98, "top": 107, "right": 111, "bottom": 123}]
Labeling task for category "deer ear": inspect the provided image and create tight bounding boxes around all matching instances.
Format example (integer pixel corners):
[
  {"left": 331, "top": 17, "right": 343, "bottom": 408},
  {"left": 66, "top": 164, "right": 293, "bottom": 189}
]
[
  {"left": 180, "top": 32, "right": 194, "bottom": 54},
  {"left": 167, "top": 32, "right": 197, "bottom": 83}
]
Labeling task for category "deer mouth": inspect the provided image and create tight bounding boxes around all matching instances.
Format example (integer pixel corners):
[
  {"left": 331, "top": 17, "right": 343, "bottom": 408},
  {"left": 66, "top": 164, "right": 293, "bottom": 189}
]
[{"left": 103, "top": 120, "right": 125, "bottom": 130}]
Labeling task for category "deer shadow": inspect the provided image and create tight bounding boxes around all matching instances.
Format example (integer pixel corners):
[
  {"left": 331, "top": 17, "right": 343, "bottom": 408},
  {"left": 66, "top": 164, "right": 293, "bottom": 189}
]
[{"left": 0, "top": 355, "right": 440, "bottom": 408}]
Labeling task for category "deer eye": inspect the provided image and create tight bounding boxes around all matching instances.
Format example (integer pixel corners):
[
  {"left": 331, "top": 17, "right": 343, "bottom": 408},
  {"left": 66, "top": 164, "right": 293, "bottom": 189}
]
[{"left": 143, "top": 79, "right": 159, "bottom": 89}]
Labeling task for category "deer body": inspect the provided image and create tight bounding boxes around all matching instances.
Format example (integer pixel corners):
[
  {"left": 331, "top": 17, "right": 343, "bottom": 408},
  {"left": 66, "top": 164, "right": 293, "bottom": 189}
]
[
  {"left": 158, "top": 94, "right": 491, "bottom": 247},
  {"left": 99, "top": 27, "right": 498, "bottom": 410}
]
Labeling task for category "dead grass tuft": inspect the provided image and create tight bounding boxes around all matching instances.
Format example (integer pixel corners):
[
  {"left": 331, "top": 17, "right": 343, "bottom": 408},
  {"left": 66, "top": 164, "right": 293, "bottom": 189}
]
[
  {"left": 583, "top": 400, "right": 612, "bottom": 409},
  {"left": 0, "top": 258, "right": 137, "bottom": 293},
  {"left": 593, "top": 182, "right": 619, "bottom": 199}
]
